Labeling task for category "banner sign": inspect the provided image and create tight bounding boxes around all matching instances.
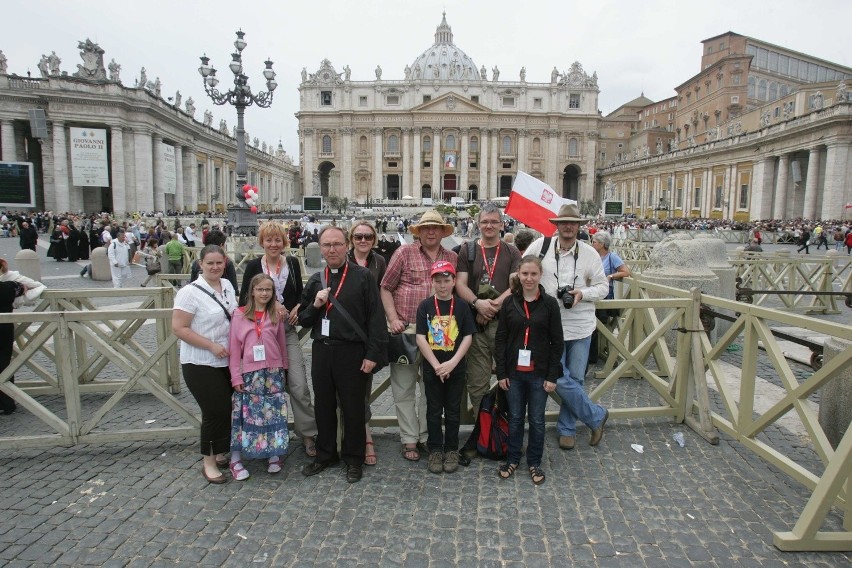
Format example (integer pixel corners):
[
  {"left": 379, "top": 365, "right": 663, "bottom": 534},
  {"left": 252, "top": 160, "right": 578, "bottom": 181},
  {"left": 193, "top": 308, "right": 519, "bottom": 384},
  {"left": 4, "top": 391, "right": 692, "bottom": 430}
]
[
  {"left": 70, "top": 127, "right": 109, "bottom": 187},
  {"left": 162, "top": 143, "right": 176, "bottom": 194}
]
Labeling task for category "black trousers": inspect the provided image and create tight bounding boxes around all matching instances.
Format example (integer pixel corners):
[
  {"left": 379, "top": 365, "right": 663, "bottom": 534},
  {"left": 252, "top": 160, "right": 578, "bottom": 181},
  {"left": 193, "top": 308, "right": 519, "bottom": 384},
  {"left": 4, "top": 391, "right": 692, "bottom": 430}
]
[
  {"left": 0, "top": 324, "right": 15, "bottom": 413},
  {"left": 312, "top": 341, "right": 368, "bottom": 466},
  {"left": 182, "top": 364, "right": 232, "bottom": 456}
]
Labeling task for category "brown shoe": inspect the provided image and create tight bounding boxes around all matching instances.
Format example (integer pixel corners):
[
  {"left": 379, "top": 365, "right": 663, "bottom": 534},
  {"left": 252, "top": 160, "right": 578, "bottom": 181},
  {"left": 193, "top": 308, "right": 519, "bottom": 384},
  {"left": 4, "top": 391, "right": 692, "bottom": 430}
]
[
  {"left": 559, "top": 435, "right": 575, "bottom": 450},
  {"left": 590, "top": 409, "right": 609, "bottom": 446}
]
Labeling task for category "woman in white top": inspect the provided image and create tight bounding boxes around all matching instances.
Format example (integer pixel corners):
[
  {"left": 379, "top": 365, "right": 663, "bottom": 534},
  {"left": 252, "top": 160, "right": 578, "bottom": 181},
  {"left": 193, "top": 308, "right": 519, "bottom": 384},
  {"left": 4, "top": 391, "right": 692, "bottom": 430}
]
[{"left": 172, "top": 245, "right": 236, "bottom": 484}]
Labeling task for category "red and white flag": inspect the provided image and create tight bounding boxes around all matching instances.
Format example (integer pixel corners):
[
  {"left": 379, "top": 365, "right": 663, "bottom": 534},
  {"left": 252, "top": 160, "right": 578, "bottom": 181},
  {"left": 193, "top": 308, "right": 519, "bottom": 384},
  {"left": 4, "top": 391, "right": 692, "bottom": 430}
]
[
  {"left": 845, "top": 202, "right": 852, "bottom": 209},
  {"left": 505, "top": 171, "right": 576, "bottom": 235}
]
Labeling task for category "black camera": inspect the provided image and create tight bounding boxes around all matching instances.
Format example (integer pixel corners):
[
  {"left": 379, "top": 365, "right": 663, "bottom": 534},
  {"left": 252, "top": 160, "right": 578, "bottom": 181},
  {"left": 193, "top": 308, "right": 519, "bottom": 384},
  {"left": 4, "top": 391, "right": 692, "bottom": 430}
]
[{"left": 557, "top": 285, "right": 574, "bottom": 309}]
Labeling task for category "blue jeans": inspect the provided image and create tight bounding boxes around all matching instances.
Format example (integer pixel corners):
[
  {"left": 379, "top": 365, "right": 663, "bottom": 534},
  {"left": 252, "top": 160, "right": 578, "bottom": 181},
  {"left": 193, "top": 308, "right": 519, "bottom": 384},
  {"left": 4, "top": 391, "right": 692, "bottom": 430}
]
[
  {"left": 506, "top": 370, "right": 548, "bottom": 467},
  {"left": 556, "top": 336, "right": 606, "bottom": 436}
]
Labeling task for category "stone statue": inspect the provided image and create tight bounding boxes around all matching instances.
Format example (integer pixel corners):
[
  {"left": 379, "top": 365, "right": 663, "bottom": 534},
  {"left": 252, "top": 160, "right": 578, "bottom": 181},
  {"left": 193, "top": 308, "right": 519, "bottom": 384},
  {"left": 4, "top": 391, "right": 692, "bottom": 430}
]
[
  {"left": 491, "top": 66, "right": 500, "bottom": 81},
  {"left": 760, "top": 111, "right": 771, "bottom": 128},
  {"left": 261, "top": 141, "right": 267, "bottom": 153},
  {"left": 232, "top": 125, "right": 237, "bottom": 138},
  {"left": 0, "top": 50, "right": 7, "bottom": 75},
  {"left": 812, "top": 91, "right": 824, "bottom": 110},
  {"left": 47, "top": 51, "right": 61, "bottom": 76},
  {"left": 375, "top": 65, "right": 382, "bottom": 80},
  {"left": 404, "top": 65, "right": 411, "bottom": 80},
  {"left": 462, "top": 65, "right": 469, "bottom": 80},
  {"left": 414, "top": 63, "right": 421, "bottom": 80},
  {"left": 656, "top": 140, "right": 664, "bottom": 154},
  {"left": 174, "top": 90, "right": 181, "bottom": 108},
  {"left": 520, "top": 67, "right": 526, "bottom": 82},
  {"left": 669, "top": 139, "right": 678, "bottom": 152},
  {"left": 301, "top": 67, "right": 307, "bottom": 83},
  {"left": 219, "top": 119, "right": 228, "bottom": 133},
  {"left": 185, "top": 96, "right": 196, "bottom": 117},
  {"left": 38, "top": 55, "right": 50, "bottom": 78},
  {"left": 108, "top": 58, "right": 121, "bottom": 82},
  {"left": 244, "top": 131, "right": 249, "bottom": 144},
  {"left": 72, "top": 39, "right": 106, "bottom": 80},
  {"left": 152, "top": 77, "right": 162, "bottom": 97},
  {"left": 253, "top": 137, "right": 260, "bottom": 147},
  {"left": 551, "top": 66, "right": 559, "bottom": 83},
  {"left": 590, "top": 71, "right": 598, "bottom": 87},
  {"left": 344, "top": 65, "right": 351, "bottom": 81},
  {"left": 139, "top": 67, "right": 147, "bottom": 89},
  {"left": 782, "top": 100, "right": 795, "bottom": 119},
  {"left": 836, "top": 80, "right": 848, "bottom": 103},
  {"left": 203, "top": 110, "right": 213, "bottom": 127},
  {"left": 480, "top": 65, "right": 487, "bottom": 80}
]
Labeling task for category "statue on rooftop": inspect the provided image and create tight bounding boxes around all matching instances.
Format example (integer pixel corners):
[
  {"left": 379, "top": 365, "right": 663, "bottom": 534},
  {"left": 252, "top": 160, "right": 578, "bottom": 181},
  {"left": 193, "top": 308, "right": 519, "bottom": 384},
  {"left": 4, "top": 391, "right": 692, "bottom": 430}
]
[
  {"left": 108, "top": 58, "right": 121, "bottom": 82},
  {"left": 185, "top": 96, "right": 196, "bottom": 117},
  {"left": 47, "top": 51, "right": 61, "bottom": 76}
]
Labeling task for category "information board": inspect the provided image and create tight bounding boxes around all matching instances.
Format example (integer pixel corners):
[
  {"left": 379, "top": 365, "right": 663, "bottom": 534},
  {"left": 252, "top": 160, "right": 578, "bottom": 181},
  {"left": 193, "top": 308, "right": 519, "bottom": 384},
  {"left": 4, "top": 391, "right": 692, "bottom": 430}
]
[
  {"left": 303, "top": 196, "right": 323, "bottom": 212},
  {"left": 603, "top": 200, "right": 624, "bottom": 217},
  {"left": 0, "top": 162, "right": 36, "bottom": 207}
]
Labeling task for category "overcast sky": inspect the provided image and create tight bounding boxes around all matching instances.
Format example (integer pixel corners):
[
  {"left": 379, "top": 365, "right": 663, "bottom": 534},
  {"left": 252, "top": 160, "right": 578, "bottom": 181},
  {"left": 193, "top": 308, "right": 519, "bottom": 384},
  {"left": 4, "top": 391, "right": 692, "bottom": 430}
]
[{"left": 4, "top": 0, "right": 850, "bottom": 162}]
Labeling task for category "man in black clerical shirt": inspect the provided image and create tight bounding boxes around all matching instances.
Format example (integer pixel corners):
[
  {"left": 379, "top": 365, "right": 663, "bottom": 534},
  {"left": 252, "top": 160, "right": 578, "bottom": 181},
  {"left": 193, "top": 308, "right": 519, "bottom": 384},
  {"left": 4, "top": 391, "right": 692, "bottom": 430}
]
[{"left": 299, "top": 226, "right": 387, "bottom": 483}]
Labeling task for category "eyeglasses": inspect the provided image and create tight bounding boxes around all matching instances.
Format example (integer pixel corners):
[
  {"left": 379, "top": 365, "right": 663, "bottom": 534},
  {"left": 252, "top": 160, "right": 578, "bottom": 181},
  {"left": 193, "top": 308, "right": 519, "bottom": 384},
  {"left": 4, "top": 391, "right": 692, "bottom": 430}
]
[
  {"left": 479, "top": 220, "right": 502, "bottom": 226},
  {"left": 320, "top": 242, "right": 347, "bottom": 250},
  {"left": 352, "top": 233, "right": 374, "bottom": 241},
  {"left": 254, "top": 288, "right": 274, "bottom": 293}
]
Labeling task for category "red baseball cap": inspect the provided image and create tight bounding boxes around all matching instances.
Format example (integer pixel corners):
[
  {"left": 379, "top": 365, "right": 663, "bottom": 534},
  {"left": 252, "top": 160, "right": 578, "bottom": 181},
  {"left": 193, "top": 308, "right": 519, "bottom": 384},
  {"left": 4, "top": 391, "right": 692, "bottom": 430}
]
[{"left": 430, "top": 260, "right": 456, "bottom": 278}]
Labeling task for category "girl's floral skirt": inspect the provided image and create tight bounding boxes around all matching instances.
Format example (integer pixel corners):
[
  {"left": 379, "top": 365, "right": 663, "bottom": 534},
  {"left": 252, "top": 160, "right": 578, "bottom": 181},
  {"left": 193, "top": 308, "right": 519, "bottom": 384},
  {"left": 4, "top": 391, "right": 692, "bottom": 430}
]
[{"left": 230, "top": 367, "right": 289, "bottom": 458}]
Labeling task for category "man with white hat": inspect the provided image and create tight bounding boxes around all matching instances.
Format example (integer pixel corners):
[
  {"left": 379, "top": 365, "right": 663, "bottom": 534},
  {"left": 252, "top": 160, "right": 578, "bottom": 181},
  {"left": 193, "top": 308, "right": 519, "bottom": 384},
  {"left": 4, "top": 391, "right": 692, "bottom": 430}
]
[
  {"left": 380, "top": 210, "right": 457, "bottom": 462},
  {"left": 524, "top": 203, "right": 610, "bottom": 450}
]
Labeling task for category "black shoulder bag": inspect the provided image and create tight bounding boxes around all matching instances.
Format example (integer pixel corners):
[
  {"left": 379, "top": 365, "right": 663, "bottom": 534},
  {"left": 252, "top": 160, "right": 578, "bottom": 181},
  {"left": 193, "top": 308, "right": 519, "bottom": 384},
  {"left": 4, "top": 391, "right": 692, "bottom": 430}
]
[{"left": 191, "top": 283, "right": 232, "bottom": 321}]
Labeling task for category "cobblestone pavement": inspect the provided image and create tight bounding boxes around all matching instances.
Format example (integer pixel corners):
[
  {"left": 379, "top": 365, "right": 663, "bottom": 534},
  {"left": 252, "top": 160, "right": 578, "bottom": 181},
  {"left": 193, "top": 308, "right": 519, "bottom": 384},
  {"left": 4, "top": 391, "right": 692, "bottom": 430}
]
[{"left": 1, "top": 236, "right": 851, "bottom": 566}]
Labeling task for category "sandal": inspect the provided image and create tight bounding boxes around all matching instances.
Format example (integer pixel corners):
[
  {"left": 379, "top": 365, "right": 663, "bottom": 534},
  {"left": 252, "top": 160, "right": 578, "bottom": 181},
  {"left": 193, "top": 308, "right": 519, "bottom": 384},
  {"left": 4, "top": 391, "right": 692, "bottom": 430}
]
[
  {"left": 267, "top": 456, "right": 283, "bottom": 474},
  {"left": 498, "top": 463, "right": 517, "bottom": 479},
  {"left": 529, "top": 466, "right": 546, "bottom": 485},
  {"left": 303, "top": 437, "right": 317, "bottom": 458},
  {"left": 229, "top": 460, "right": 250, "bottom": 481},
  {"left": 364, "top": 442, "right": 377, "bottom": 466},
  {"left": 401, "top": 444, "right": 420, "bottom": 462}
]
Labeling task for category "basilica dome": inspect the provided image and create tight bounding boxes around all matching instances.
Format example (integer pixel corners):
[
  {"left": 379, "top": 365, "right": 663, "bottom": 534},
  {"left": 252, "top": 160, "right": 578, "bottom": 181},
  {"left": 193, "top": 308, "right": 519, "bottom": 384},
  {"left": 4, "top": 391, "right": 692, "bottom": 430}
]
[{"left": 409, "top": 13, "right": 481, "bottom": 82}]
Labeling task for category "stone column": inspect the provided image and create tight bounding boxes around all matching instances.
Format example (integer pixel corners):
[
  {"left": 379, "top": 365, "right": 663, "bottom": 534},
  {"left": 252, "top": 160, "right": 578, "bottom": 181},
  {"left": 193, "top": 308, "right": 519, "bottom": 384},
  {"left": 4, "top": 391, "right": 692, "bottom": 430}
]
[
  {"left": 490, "top": 129, "right": 499, "bottom": 199},
  {"left": 341, "top": 127, "right": 353, "bottom": 199},
  {"left": 152, "top": 134, "right": 165, "bottom": 212},
  {"left": 52, "top": 121, "right": 70, "bottom": 213},
  {"left": 517, "top": 128, "right": 527, "bottom": 173},
  {"left": 187, "top": 149, "right": 198, "bottom": 211},
  {"left": 459, "top": 128, "right": 469, "bottom": 199},
  {"left": 727, "top": 164, "right": 737, "bottom": 219},
  {"left": 302, "top": 128, "right": 314, "bottom": 199},
  {"left": 432, "top": 128, "right": 441, "bottom": 199},
  {"left": 401, "top": 127, "right": 411, "bottom": 198},
  {"left": 174, "top": 144, "right": 184, "bottom": 212},
  {"left": 372, "top": 127, "right": 383, "bottom": 199},
  {"left": 122, "top": 127, "right": 136, "bottom": 212},
  {"left": 479, "top": 129, "right": 488, "bottom": 198},
  {"left": 546, "top": 130, "right": 559, "bottom": 190},
  {"left": 802, "top": 147, "right": 821, "bottom": 220},
  {"left": 773, "top": 154, "right": 790, "bottom": 220},
  {"left": 703, "top": 169, "right": 712, "bottom": 217},
  {"left": 1, "top": 119, "right": 16, "bottom": 161},
  {"left": 133, "top": 129, "right": 154, "bottom": 212},
  {"left": 412, "top": 127, "right": 421, "bottom": 199},
  {"left": 821, "top": 142, "right": 850, "bottom": 220},
  {"left": 750, "top": 156, "right": 775, "bottom": 220},
  {"left": 109, "top": 125, "right": 126, "bottom": 215}
]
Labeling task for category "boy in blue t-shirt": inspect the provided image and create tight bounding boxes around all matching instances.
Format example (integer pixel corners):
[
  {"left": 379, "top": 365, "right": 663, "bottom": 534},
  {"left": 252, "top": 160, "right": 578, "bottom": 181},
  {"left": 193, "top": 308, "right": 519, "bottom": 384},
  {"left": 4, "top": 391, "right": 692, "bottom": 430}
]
[{"left": 416, "top": 260, "right": 476, "bottom": 474}]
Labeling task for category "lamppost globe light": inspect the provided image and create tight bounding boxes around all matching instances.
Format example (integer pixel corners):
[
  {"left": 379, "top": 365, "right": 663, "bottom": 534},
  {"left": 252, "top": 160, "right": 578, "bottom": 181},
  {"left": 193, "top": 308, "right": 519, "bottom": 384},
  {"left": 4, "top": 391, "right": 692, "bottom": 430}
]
[
  {"left": 198, "top": 54, "right": 211, "bottom": 78},
  {"left": 229, "top": 53, "right": 242, "bottom": 75},
  {"left": 267, "top": 79, "right": 278, "bottom": 91},
  {"left": 234, "top": 30, "right": 247, "bottom": 52},
  {"left": 263, "top": 59, "right": 275, "bottom": 80}
]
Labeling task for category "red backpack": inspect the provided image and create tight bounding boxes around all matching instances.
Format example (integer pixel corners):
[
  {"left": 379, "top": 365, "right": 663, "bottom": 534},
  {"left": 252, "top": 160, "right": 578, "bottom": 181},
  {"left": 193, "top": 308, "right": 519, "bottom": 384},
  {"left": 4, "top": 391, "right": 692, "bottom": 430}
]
[{"left": 472, "top": 385, "right": 510, "bottom": 460}]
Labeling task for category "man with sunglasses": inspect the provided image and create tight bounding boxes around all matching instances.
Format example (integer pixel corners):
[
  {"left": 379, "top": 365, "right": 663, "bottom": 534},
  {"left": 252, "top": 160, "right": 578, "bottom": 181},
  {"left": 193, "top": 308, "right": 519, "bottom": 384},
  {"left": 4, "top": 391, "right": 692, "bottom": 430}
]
[{"left": 524, "top": 203, "right": 610, "bottom": 450}]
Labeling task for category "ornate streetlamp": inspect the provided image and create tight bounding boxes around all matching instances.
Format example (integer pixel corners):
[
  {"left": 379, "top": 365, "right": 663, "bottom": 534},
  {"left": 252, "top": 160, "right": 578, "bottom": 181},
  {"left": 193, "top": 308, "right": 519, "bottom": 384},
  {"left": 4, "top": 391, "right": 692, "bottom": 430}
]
[{"left": 198, "top": 29, "right": 277, "bottom": 233}]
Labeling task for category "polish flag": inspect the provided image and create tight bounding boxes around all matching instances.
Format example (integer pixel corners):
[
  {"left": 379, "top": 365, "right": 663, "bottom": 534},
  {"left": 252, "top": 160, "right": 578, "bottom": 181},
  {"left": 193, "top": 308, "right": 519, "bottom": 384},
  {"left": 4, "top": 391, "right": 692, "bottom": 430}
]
[{"left": 505, "top": 171, "right": 576, "bottom": 235}]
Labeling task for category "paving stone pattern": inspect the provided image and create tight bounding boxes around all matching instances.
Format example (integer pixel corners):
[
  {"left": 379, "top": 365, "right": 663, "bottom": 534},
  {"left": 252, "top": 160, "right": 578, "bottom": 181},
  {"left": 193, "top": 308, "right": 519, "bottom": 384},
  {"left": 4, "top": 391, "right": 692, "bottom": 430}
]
[{"left": 1, "top": 237, "right": 850, "bottom": 566}]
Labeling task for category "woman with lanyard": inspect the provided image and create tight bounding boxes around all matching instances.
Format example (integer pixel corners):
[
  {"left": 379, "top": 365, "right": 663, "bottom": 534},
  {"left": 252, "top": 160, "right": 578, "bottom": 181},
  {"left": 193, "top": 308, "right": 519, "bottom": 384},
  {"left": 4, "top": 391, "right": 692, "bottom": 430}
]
[
  {"left": 347, "top": 221, "right": 386, "bottom": 466},
  {"left": 172, "top": 245, "right": 237, "bottom": 484},
  {"left": 240, "top": 221, "right": 318, "bottom": 458},
  {"left": 495, "top": 255, "right": 563, "bottom": 485}
]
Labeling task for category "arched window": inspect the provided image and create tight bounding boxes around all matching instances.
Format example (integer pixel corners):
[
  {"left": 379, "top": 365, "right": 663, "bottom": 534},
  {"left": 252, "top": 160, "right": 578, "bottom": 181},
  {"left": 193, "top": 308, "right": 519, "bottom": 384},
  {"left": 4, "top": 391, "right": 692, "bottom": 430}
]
[
  {"left": 423, "top": 136, "right": 432, "bottom": 152},
  {"left": 445, "top": 135, "right": 456, "bottom": 150},
  {"left": 469, "top": 136, "right": 478, "bottom": 153},
  {"left": 387, "top": 134, "right": 399, "bottom": 153},
  {"left": 532, "top": 137, "right": 541, "bottom": 155},
  {"left": 502, "top": 136, "right": 512, "bottom": 155},
  {"left": 322, "top": 135, "right": 332, "bottom": 154},
  {"left": 359, "top": 136, "right": 368, "bottom": 154},
  {"left": 758, "top": 79, "right": 767, "bottom": 100},
  {"left": 780, "top": 84, "right": 789, "bottom": 97},
  {"left": 568, "top": 138, "right": 579, "bottom": 157},
  {"left": 768, "top": 82, "right": 778, "bottom": 102},
  {"left": 421, "top": 184, "right": 432, "bottom": 199},
  {"left": 748, "top": 76, "right": 756, "bottom": 99}
]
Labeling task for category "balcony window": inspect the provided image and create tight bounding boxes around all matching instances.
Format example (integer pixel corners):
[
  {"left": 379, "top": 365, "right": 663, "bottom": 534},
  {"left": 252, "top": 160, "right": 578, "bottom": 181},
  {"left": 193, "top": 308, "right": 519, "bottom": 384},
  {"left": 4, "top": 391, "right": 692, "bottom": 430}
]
[
  {"left": 502, "top": 136, "right": 512, "bottom": 155},
  {"left": 321, "top": 135, "right": 332, "bottom": 154}
]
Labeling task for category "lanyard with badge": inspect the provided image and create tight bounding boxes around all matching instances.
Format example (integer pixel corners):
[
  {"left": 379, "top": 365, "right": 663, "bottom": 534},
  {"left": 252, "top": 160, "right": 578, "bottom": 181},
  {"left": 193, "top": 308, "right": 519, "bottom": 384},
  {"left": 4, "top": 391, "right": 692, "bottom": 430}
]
[
  {"left": 253, "top": 311, "right": 267, "bottom": 362},
  {"left": 321, "top": 263, "right": 349, "bottom": 336},
  {"left": 516, "top": 292, "right": 539, "bottom": 371},
  {"left": 477, "top": 240, "right": 502, "bottom": 300}
]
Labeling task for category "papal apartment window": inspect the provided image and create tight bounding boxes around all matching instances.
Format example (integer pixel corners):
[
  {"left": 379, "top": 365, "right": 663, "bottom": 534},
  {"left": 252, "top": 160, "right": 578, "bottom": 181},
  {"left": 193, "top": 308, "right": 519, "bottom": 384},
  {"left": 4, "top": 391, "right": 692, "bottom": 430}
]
[
  {"left": 568, "top": 94, "right": 580, "bottom": 109},
  {"left": 502, "top": 96, "right": 515, "bottom": 107},
  {"left": 386, "top": 95, "right": 400, "bottom": 105},
  {"left": 533, "top": 97, "right": 543, "bottom": 109},
  {"left": 469, "top": 136, "right": 478, "bottom": 153},
  {"left": 471, "top": 95, "right": 479, "bottom": 103},
  {"left": 423, "top": 136, "right": 431, "bottom": 152},
  {"left": 422, "top": 95, "right": 431, "bottom": 103},
  {"left": 387, "top": 135, "right": 399, "bottom": 154},
  {"left": 502, "top": 136, "right": 512, "bottom": 155},
  {"left": 359, "top": 96, "right": 368, "bottom": 107},
  {"left": 445, "top": 135, "right": 456, "bottom": 150},
  {"left": 321, "top": 91, "right": 332, "bottom": 106}
]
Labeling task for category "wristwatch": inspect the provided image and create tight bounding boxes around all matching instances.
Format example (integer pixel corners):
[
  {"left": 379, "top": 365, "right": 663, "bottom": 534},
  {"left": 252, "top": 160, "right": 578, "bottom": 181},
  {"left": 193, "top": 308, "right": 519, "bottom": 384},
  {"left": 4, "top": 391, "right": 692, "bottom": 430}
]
[{"left": 470, "top": 298, "right": 478, "bottom": 312}]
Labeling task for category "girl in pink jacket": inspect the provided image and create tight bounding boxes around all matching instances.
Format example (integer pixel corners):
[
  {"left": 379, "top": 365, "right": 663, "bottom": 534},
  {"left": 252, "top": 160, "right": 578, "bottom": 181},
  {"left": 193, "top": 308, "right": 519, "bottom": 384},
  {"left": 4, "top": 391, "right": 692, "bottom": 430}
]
[{"left": 228, "top": 274, "right": 290, "bottom": 480}]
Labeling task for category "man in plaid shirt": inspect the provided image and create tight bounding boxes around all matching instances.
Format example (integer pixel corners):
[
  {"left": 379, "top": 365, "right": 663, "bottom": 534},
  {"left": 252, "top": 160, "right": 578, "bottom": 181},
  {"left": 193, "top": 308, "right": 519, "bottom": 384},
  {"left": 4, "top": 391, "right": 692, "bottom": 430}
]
[{"left": 381, "top": 211, "right": 457, "bottom": 462}]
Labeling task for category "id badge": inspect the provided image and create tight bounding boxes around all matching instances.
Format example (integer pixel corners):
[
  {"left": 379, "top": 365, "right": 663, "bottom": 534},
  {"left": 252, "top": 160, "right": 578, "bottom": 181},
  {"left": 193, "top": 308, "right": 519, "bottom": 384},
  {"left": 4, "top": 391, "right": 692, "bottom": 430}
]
[
  {"left": 253, "top": 344, "right": 266, "bottom": 362},
  {"left": 518, "top": 349, "right": 532, "bottom": 366},
  {"left": 321, "top": 318, "right": 331, "bottom": 336}
]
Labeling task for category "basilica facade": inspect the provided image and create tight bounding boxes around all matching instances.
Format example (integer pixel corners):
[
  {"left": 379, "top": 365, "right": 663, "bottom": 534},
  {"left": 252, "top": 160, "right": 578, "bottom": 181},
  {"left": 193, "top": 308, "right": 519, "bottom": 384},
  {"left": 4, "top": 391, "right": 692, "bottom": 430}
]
[
  {"left": 296, "top": 13, "right": 601, "bottom": 204},
  {"left": 0, "top": 40, "right": 298, "bottom": 214}
]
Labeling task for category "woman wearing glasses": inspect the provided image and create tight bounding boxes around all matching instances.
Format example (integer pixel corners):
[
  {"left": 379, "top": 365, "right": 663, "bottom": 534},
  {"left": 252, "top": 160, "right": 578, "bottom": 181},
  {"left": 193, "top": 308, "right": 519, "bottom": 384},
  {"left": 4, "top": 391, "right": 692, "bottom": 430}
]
[
  {"left": 347, "top": 221, "right": 386, "bottom": 466},
  {"left": 240, "top": 222, "right": 318, "bottom": 458}
]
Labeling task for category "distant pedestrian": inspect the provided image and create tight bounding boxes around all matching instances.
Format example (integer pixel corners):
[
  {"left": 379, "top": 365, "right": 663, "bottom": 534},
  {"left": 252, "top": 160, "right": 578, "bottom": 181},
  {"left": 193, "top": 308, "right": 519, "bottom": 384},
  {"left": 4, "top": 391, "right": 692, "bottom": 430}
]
[{"left": 107, "top": 230, "right": 132, "bottom": 288}]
